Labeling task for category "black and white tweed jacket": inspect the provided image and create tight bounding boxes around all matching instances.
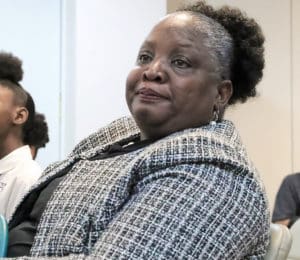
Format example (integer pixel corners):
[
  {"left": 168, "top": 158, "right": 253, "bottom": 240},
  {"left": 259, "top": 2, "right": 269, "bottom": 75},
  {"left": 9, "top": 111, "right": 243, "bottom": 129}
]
[{"left": 12, "top": 116, "right": 270, "bottom": 260}]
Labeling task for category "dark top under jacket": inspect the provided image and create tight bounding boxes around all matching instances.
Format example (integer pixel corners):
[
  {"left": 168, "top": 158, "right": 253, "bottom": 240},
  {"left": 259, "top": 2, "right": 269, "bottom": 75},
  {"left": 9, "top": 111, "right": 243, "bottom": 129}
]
[
  {"left": 8, "top": 139, "right": 153, "bottom": 257},
  {"left": 272, "top": 172, "right": 300, "bottom": 228}
]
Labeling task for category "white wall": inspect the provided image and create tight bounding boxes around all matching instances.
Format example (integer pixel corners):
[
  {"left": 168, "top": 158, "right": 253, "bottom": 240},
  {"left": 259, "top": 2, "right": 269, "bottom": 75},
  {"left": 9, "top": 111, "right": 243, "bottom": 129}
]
[
  {"left": 0, "top": 0, "right": 62, "bottom": 168},
  {"left": 64, "top": 0, "right": 166, "bottom": 153},
  {"left": 0, "top": 0, "right": 166, "bottom": 165}
]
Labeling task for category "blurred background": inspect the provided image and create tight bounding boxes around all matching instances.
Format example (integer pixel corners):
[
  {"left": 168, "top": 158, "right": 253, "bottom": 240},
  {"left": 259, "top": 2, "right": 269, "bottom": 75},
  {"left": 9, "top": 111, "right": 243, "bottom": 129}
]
[{"left": 0, "top": 0, "right": 299, "bottom": 211}]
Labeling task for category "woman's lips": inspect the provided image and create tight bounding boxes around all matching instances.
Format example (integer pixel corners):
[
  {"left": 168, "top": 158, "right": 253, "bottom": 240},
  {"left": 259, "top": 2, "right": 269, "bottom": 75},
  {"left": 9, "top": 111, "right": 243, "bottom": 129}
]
[{"left": 136, "top": 88, "right": 167, "bottom": 102}]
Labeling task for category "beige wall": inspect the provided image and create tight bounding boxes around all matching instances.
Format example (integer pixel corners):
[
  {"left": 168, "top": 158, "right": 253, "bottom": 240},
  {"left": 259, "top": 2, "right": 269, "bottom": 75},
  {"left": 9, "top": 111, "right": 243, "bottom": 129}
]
[
  {"left": 167, "top": 0, "right": 299, "bottom": 211},
  {"left": 293, "top": 0, "right": 300, "bottom": 171}
]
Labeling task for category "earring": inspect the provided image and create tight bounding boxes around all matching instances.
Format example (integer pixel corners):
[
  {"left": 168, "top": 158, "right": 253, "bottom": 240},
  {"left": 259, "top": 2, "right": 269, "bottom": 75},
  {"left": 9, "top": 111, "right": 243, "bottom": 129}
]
[{"left": 210, "top": 107, "right": 219, "bottom": 126}]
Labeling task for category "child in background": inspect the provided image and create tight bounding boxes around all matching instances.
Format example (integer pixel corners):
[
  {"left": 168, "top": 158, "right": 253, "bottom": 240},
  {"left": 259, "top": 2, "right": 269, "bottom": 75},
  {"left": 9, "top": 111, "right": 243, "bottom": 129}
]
[{"left": 0, "top": 52, "right": 46, "bottom": 220}]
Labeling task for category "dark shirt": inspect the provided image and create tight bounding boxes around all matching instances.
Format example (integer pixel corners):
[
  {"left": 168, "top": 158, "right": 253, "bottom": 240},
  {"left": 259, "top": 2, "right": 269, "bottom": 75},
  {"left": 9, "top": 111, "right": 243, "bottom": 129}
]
[
  {"left": 272, "top": 172, "right": 300, "bottom": 228},
  {"left": 8, "top": 176, "right": 64, "bottom": 257},
  {"left": 8, "top": 139, "right": 154, "bottom": 257}
]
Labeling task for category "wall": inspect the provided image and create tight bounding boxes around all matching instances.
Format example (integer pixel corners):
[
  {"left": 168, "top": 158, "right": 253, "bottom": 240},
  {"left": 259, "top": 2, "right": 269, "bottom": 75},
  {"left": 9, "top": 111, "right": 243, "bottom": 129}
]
[
  {"left": 168, "top": 0, "right": 299, "bottom": 210},
  {"left": 0, "top": 0, "right": 62, "bottom": 168},
  {"left": 0, "top": 0, "right": 166, "bottom": 165},
  {"left": 293, "top": 0, "right": 300, "bottom": 171},
  {"left": 70, "top": 0, "right": 166, "bottom": 151}
]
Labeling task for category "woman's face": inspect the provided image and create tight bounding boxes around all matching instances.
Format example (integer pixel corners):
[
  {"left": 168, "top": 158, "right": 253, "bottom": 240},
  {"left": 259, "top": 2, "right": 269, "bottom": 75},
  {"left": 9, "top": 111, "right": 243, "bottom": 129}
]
[{"left": 126, "top": 13, "right": 227, "bottom": 140}]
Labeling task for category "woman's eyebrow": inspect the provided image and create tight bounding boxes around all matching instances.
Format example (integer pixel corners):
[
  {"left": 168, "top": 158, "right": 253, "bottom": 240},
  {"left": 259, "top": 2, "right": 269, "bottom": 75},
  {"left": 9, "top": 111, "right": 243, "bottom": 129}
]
[
  {"left": 139, "top": 40, "right": 154, "bottom": 50},
  {"left": 176, "top": 43, "right": 194, "bottom": 49},
  {"left": 140, "top": 40, "right": 195, "bottom": 50}
]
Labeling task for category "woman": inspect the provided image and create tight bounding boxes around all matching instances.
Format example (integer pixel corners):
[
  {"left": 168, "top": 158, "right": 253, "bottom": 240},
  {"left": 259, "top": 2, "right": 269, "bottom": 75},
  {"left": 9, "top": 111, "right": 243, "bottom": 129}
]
[
  {"left": 0, "top": 52, "right": 42, "bottom": 221},
  {"left": 8, "top": 1, "right": 269, "bottom": 259}
]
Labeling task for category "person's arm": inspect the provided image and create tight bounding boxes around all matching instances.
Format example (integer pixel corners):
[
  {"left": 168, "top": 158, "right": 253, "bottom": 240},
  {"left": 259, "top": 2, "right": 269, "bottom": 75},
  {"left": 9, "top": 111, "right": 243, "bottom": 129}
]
[
  {"left": 86, "top": 163, "right": 269, "bottom": 259},
  {"left": 274, "top": 219, "right": 290, "bottom": 226},
  {"left": 272, "top": 175, "right": 299, "bottom": 227}
]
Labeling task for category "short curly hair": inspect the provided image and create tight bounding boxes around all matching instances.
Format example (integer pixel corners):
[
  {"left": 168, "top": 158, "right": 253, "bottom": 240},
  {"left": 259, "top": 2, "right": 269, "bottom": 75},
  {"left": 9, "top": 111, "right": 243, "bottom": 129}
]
[
  {"left": 25, "top": 112, "right": 49, "bottom": 149},
  {"left": 177, "top": 1, "right": 265, "bottom": 105}
]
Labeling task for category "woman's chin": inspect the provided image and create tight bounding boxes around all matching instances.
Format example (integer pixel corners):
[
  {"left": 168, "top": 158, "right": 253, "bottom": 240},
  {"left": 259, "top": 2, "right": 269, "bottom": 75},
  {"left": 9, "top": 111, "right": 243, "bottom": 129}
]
[{"left": 134, "top": 109, "right": 167, "bottom": 126}]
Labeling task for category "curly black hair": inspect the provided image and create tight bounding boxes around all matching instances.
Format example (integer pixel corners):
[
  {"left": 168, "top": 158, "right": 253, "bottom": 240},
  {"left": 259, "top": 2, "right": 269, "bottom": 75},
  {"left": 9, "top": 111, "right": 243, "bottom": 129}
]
[
  {"left": 177, "top": 1, "right": 265, "bottom": 105},
  {"left": 0, "top": 52, "right": 23, "bottom": 83},
  {"left": 0, "top": 51, "right": 36, "bottom": 142},
  {"left": 24, "top": 112, "right": 49, "bottom": 148}
]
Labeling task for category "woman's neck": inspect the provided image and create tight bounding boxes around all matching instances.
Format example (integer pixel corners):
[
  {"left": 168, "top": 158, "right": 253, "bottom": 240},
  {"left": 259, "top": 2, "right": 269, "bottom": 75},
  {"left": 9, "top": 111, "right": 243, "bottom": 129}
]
[{"left": 0, "top": 136, "right": 24, "bottom": 160}]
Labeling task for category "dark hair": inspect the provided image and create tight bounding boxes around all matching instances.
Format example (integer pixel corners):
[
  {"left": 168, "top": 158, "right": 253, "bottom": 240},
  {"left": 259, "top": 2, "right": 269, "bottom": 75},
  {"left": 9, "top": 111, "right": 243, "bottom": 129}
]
[
  {"left": 0, "top": 51, "right": 36, "bottom": 141},
  {"left": 177, "top": 1, "right": 265, "bottom": 105},
  {"left": 25, "top": 112, "right": 49, "bottom": 148}
]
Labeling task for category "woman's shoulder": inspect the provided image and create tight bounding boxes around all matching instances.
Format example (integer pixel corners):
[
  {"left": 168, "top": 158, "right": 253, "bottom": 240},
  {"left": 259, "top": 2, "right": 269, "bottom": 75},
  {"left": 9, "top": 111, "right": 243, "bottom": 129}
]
[
  {"left": 143, "top": 120, "right": 249, "bottom": 168},
  {"left": 70, "top": 116, "right": 139, "bottom": 156},
  {"left": 133, "top": 120, "right": 266, "bottom": 190}
]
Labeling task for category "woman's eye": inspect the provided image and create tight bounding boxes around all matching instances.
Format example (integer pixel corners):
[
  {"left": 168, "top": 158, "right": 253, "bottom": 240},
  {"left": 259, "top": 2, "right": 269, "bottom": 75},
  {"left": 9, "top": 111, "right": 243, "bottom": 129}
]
[
  {"left": 172, "top": 59, "right": 191, "bottom": 68},
  {"left": 137, "top": 54, "right": 152, "bottom": 64}
]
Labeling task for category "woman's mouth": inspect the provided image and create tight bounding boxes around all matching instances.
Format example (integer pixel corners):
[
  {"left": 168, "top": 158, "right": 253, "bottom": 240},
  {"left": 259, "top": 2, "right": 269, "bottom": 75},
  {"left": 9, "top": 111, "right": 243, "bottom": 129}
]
[{"left": 136, "top": 88, "right": 167, "bottom": 102}]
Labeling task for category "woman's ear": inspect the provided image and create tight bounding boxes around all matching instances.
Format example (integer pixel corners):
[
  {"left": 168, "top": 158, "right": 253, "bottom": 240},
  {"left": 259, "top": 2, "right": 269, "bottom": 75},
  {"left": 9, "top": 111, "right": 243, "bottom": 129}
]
[
  {"left": 13, "top": 107, "right": 29, "bottom": 126},
  {"left": 216, "top": 80, "right": 233, "bottom": 107}
]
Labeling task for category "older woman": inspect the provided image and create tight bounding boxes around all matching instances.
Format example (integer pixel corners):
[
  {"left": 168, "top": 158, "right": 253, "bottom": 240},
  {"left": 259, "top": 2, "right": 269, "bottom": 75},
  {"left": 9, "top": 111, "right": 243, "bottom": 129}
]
[{"left": 8, "top": 1, "right": 269, "bottom": 259}]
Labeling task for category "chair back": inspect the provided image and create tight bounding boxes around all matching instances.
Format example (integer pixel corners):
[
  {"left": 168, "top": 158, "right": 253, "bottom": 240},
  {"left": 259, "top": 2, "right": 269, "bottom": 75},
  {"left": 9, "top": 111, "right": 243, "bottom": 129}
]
[
  {"left": 0, "top": 214, "right": 8, "bottom": 257},
  {"left": 264, "top": 223, "right": 292, "bottom": 260},
  {"left": 288, "top": 219, "right": 300, "bottom": 260}
]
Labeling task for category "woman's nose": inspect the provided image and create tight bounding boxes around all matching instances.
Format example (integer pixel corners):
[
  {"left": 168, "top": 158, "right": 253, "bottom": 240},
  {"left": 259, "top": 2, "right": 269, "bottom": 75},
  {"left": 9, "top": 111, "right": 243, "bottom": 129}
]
[{"left": 142, "top": 60, "right": 168, "bottom": 83}]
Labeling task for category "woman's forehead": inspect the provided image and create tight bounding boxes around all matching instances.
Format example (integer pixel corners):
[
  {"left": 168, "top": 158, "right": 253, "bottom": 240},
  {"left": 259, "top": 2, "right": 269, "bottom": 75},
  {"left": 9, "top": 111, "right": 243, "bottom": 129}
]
[
  {"left": 149, "top": 13, "right": 207, "bottom": 42},
  {"left": 156, "top": 13, "right": 198, "bottom": 30},
  {"left": 144, "top": 13, "right": 205, "bottom": 46}
]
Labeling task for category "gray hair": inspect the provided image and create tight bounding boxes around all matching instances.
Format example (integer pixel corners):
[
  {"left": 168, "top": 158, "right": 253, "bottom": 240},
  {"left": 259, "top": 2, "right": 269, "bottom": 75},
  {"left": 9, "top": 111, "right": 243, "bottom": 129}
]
[{"left": 187, "top": 12, "right": 234, "bottom": 79}]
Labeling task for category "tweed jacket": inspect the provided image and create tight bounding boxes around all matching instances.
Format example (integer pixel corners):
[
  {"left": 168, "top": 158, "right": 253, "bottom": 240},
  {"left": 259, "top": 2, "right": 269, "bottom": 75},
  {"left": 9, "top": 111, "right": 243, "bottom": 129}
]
[{"left": 10, "top": 116, "right": 270, "bottom": 260}]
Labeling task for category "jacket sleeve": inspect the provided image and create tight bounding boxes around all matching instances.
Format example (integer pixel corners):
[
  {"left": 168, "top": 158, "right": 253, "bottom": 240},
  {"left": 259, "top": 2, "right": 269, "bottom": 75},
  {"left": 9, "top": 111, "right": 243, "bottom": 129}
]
[
  {"left": 12, "top": 163, "right": 269, "bottom": 260},
  {"left": 87, "top": 163, "right": 269, "bottom": 259}
]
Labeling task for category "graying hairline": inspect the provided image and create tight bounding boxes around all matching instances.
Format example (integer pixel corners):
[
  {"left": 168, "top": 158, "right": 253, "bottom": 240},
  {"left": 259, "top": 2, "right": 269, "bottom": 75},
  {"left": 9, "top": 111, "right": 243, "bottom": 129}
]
[{"left": 178, "top": 11, "right": 234, "bottom": 79}]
